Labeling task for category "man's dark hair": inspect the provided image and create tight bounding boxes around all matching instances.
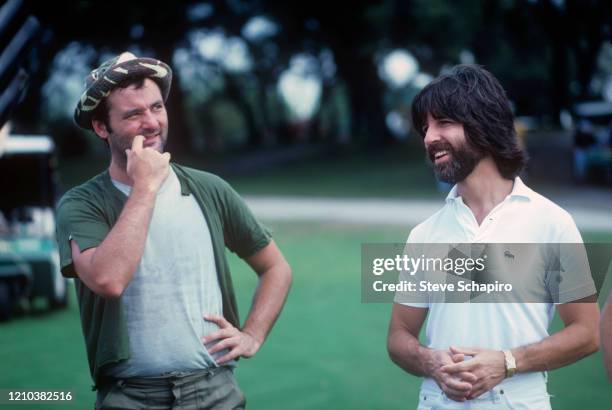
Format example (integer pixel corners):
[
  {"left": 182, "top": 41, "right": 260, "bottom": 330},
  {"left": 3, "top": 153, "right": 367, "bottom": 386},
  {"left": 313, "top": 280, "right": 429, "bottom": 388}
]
[
  {"left": 91, "top": 76, "right": 147, "bottom": 134},
  {"left": 411, "top": 64, "right": 527, "bottom": 179}
]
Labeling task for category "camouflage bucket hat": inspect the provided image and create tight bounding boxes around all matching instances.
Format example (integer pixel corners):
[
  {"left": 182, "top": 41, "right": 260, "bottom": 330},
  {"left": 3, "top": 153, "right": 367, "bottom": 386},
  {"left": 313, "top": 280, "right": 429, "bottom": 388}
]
[{"left": 74, "top": 52, "right": 172, "bottom": 130}]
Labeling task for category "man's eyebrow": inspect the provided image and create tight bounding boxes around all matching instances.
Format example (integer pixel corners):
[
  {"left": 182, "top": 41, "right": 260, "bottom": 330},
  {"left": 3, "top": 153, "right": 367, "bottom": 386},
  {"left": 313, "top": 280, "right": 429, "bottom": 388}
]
[
  {"left": 150, "top": 100, "right": 163, "bottom": 108},
  {"left": 122, "top": 108, "right": 143, "bottom": 117}
]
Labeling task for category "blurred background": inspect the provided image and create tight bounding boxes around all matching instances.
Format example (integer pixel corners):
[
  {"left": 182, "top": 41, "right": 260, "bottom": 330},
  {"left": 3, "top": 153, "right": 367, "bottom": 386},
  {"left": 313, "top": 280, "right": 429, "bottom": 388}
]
[{"left": 1, "top": 0, "right": 611, "bottom": 409}]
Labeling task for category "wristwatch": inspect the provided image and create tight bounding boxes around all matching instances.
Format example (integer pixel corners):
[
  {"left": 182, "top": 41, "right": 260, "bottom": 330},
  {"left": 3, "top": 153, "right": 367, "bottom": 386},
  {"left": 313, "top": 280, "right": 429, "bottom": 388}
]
[{"left": 502, "top": 349, "right": 517, "bottom": 378}]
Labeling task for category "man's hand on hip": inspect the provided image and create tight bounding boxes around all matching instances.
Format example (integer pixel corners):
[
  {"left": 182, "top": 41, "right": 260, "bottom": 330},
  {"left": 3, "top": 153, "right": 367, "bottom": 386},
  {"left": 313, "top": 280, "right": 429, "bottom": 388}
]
[
  {"left": 441, "top": 346, "right": 506, "bottom": 399},
  {"left": 202, "top": 314, "right": 262, "bottom": 364},
  {"left": 425, "top": 348, "right": 477, "bottom": 402},
  {"left": 126, "top": 135, "right": 170, "bottom": 192}
]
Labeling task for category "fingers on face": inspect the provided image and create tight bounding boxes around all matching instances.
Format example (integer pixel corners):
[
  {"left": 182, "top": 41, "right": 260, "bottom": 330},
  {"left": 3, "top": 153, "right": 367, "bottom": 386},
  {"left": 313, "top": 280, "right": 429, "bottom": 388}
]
[{"left": 132, "top": 135, "right": 145, "bottom": 151}]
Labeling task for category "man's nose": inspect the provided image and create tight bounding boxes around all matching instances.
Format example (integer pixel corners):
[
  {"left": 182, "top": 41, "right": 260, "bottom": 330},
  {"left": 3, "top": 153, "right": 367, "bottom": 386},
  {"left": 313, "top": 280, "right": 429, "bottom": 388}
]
[
  {"left": 423, "top": 127, "right": 439, "bottom": 147},
  {"left": 141, "top": 110, "right": 158, "bottom": 130}
]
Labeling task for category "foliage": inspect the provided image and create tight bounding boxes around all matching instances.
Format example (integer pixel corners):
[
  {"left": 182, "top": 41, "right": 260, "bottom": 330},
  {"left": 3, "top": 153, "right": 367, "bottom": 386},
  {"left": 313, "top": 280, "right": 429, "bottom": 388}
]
[{"left": 12, "top": 0, "right": 611, "bottom": 156}]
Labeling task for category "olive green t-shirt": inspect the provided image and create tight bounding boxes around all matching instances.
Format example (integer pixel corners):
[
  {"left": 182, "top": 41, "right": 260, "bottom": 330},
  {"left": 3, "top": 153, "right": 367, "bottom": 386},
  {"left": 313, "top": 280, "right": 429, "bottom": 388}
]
[{"left": 55, "top": 163, "right": 271, "bottom": 386}]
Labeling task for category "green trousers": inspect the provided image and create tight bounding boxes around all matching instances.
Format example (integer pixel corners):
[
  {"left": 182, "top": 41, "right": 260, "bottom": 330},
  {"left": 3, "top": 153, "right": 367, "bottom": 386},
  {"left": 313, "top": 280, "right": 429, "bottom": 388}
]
[{"left": 95, "top": 367, "right": 246, "bottom": 410}]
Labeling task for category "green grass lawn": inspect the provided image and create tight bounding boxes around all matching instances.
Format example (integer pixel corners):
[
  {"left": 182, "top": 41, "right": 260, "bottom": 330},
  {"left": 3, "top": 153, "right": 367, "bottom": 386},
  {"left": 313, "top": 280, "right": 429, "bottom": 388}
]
[
  {"left": 222, "top": 147, "right": 440, "bottom": 199},
  {"left": 1, "top": 222, "right": 610, "bottom": 409}
]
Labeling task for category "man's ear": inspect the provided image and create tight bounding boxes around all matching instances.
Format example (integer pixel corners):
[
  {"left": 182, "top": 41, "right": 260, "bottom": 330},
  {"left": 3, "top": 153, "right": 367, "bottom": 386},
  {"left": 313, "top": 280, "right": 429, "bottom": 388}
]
[{"left": 91, "top": 119, "right": 109, "bottom": 140}]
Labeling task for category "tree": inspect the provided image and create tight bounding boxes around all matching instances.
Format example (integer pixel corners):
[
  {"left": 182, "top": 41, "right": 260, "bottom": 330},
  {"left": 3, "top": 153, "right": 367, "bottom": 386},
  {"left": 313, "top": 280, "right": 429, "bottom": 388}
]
[{"left": 23, "top": 0, "right": 194, "bottom": 153}]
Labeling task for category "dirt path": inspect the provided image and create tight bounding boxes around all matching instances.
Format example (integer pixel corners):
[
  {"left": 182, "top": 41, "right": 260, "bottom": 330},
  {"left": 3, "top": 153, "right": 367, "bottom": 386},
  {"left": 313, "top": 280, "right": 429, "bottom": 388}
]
[{"left": 246, "top": 196, "right": 612, "bottom": 232}]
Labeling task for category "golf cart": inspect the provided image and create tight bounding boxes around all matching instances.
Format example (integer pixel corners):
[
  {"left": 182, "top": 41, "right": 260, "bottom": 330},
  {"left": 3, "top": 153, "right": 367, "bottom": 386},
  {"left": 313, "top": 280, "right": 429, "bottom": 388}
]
[{"left": 0, "top": 134, "right": 67, "bottom": 320}]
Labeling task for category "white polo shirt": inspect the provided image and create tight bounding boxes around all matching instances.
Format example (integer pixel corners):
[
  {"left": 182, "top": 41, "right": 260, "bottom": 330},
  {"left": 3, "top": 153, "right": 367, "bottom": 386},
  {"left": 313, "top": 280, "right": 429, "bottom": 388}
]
[{"left": 398, "top": 177, "right": 596, "bottom": 394}]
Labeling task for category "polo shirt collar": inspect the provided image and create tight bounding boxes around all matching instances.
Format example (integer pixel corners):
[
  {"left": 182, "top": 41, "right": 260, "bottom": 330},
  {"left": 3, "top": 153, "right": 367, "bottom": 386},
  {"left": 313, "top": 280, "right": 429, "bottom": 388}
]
[
  {"left": 445, "top": 176, "right": 533, "bottom": 203},
  {"left": 509, "top": 177, "right": 533, "bottom": 200}
]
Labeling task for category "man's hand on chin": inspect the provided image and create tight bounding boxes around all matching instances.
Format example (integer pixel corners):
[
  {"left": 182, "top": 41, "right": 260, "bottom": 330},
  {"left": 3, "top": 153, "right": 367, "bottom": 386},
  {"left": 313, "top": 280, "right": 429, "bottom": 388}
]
[{"left": 440, "top": 346, "right": 506, "bottom": 400}]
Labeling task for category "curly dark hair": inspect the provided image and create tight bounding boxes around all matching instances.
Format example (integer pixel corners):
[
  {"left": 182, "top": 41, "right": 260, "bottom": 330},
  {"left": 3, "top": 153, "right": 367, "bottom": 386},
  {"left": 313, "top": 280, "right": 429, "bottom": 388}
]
[{"left": 411, "top": 64, "right": 527, "bottom": 179}]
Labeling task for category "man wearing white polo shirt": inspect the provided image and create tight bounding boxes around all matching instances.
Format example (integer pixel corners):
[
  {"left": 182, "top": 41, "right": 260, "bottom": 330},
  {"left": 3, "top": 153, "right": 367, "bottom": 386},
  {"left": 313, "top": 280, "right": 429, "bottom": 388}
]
[
  {"left": 602, "top": 293, "right": 612, "bottom": 379},
  {"left": 387, "top": 65, "right": 600, "bottom": 409}
]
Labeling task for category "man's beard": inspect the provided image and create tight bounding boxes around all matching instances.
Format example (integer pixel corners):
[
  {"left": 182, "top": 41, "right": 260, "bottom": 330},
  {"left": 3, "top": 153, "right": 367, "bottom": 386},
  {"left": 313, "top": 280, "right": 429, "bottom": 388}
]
[{"left": 427, "top": 140, "right": 484, "bottom": 184}]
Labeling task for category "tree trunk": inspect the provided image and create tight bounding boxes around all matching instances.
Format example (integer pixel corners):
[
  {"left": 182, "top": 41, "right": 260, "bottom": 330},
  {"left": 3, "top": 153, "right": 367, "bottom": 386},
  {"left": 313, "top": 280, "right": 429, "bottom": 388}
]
[{"left": 335, "top": 49, "right": 391, "bottom": 145}]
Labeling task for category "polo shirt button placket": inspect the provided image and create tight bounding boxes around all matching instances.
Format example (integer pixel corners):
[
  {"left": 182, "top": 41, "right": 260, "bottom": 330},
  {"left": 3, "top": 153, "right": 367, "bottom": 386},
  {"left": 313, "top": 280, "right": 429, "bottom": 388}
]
[
  {"left": 476, "top": 214, "right": 497, "bottom": 241},
  {"left": 483, "top": 217, "right": 494, "bottom": 238},
  {"left": 454, "top": 200, "right": 477, "bottom": 240}
]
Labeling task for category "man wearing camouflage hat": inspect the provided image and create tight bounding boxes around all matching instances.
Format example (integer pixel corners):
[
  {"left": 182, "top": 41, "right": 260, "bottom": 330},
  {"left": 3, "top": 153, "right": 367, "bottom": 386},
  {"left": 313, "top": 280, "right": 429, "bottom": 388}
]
[{"left": 56, "top": 52, "right": 292, "bottom": 409}]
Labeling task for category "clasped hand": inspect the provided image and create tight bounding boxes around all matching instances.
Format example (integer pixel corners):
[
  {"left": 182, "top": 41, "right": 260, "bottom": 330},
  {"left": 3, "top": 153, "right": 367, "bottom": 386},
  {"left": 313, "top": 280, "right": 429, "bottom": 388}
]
[{"left": 430, "top": 346, "right": 506, "bottom": 401}]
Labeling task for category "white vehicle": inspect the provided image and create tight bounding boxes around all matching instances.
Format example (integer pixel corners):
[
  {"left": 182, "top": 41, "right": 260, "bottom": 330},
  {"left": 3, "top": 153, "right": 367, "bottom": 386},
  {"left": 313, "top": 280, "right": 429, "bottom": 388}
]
[{"left": 0, "top": 135, "right": 67, "bottom": 320}]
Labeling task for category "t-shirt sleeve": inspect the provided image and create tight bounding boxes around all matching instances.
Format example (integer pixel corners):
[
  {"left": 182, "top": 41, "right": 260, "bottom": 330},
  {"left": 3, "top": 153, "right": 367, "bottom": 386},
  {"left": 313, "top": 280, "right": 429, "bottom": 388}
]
[
  {"left": 218, "top": 181, "right": 272, "bottom": 259},
  {"left": 548, "top": 218, "right": 597, "bottom": 304},
  {"left": 55, "top": 194, "right": 110, "bottom": 278}
]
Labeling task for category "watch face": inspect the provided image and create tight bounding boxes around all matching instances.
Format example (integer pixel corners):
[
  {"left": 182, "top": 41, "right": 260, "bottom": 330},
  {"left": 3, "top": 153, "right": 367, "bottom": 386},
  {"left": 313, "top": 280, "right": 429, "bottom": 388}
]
[{"left": 503, "top": 350, "right": 517, "bottom": 377}]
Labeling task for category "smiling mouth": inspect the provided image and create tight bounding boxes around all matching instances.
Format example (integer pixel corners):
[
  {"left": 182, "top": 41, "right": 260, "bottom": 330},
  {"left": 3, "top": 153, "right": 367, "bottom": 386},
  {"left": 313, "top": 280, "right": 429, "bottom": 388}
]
[
  {"left": 143, "top": 134, "right": 160, "bottom": 145},
  {"left": 433, "top": 150, "right": 449, "bottom": 163}
]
